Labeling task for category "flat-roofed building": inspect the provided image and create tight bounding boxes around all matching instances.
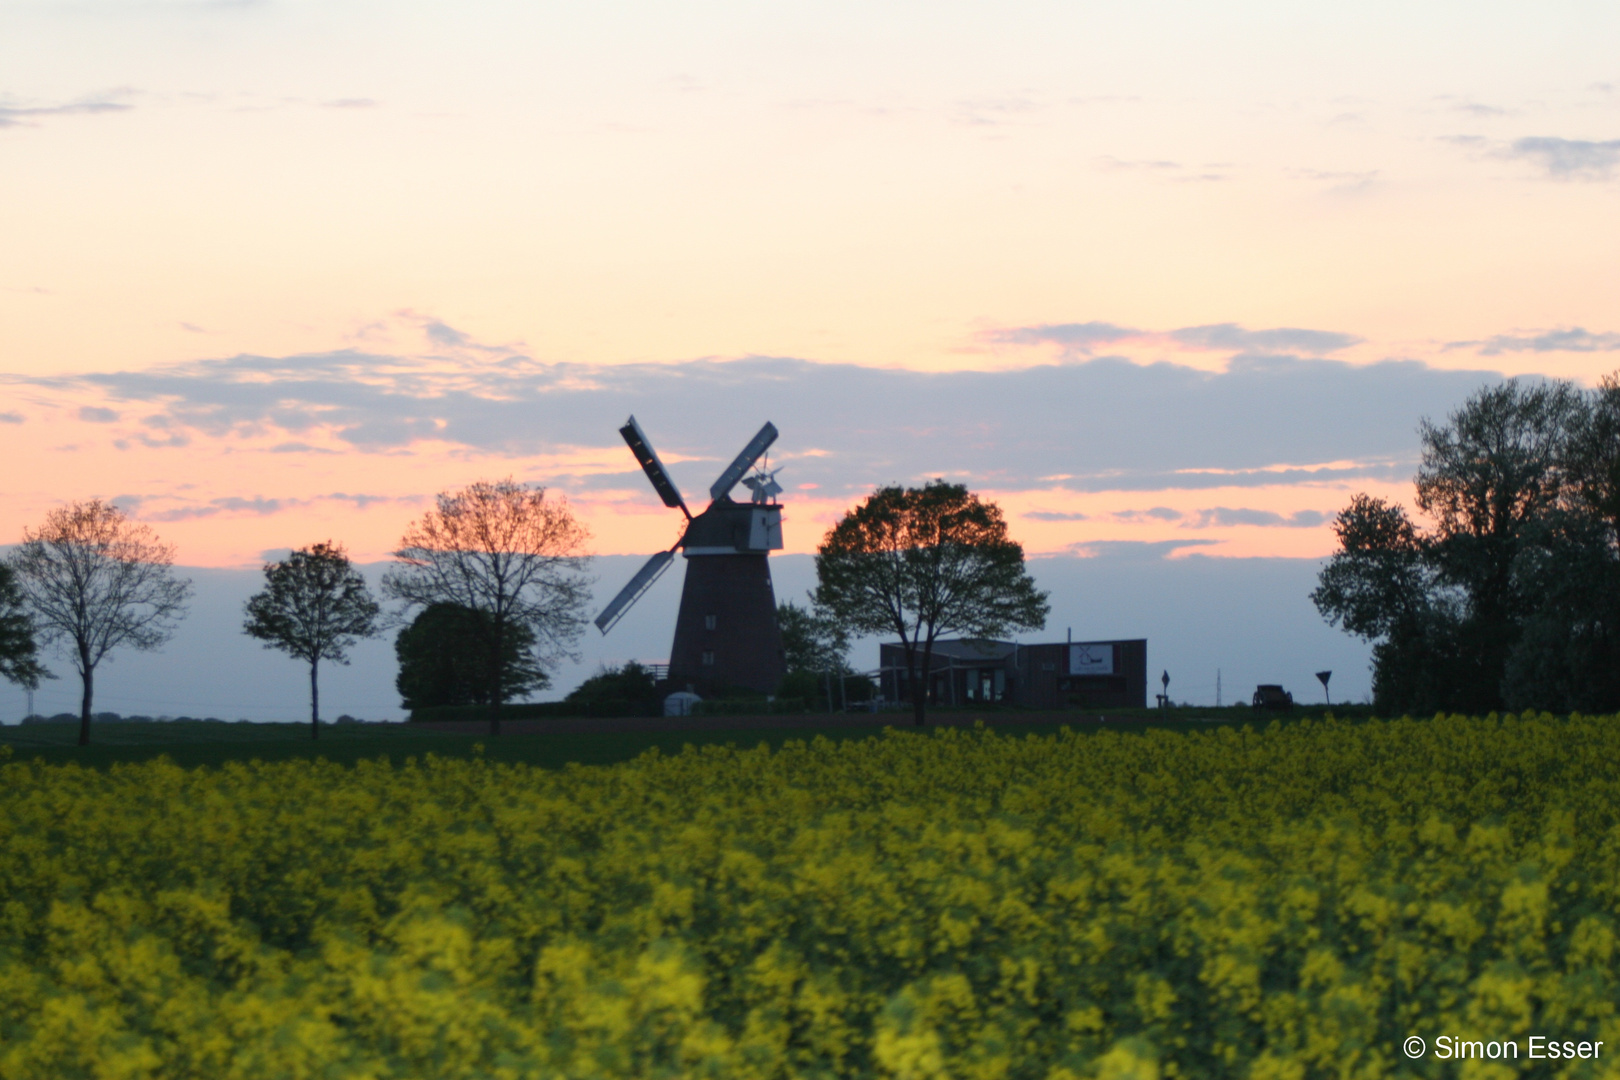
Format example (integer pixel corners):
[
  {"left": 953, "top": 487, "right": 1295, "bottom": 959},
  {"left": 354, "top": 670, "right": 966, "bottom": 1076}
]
[{"left": 879, "top": 638, "right": 1147, "bottom": 710}]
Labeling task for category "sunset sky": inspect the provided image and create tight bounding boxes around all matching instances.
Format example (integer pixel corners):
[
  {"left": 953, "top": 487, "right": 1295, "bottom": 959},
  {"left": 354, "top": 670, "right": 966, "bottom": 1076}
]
[{"left": 4, "top": 0, "right": 1618, "bottom": 573}]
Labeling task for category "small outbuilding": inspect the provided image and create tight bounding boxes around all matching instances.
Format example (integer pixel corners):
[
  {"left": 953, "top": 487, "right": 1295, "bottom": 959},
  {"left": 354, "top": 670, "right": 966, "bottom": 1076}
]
[{"left": 664, "top": 691, "right": 702, "bottom": 716}]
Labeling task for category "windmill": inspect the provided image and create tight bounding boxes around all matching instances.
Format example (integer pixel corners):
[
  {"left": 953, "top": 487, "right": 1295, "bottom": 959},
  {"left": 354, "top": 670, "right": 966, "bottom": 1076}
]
[{"left": 595, "top": 416, "right": 787, "bottom": 695}]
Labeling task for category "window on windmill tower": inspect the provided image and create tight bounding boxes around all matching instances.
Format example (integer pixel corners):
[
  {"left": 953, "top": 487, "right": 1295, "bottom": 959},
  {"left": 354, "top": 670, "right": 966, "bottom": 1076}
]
[
  {"left": 702, "top": 651, "right": 715, "bottom": 666},
  {"left": 704, "top": 614, "right": 716, "bottom": 630}
]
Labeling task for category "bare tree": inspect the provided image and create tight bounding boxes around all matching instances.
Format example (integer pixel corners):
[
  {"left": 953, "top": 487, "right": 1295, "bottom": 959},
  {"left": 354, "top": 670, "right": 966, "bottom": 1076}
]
[
  {"left": 8, "top": 500, "right": 192, "bottom": 745},
  {"left": 814, "top": 480, "right": 1048, "bottom": 726},
  {"left": 382, "top": 479, "right": 592, "bottom": 734},
  {"left": 243, "top": 542, "right": 383, "bottom": 740}
]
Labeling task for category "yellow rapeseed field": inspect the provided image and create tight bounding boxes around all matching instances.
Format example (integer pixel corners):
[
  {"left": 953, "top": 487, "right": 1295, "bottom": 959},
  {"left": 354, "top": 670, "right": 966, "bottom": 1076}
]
[{"left": 3, "top": 714, "right": 1619, "bottom": 1079}]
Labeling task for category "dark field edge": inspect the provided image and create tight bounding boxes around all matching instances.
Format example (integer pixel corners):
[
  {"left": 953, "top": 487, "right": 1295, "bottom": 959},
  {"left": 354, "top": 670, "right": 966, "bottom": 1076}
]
[{"left": 0, "top": 704, "right": 1390, "bottom": 771}]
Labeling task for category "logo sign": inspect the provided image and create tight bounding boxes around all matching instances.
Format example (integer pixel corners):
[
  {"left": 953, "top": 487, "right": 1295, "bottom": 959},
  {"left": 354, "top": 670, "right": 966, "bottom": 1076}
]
[{"left": 1070, "top": 643, "right": 1113, "bottom": 675}]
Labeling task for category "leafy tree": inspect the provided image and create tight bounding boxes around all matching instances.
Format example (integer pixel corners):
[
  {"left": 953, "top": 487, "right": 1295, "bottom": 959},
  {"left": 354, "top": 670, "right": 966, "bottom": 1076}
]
[
  {"left": 814, "top": 480, "right": 1048, "bottom": 726},
  {"left": 1311, "top": 495, "right": 1438, "bottom": 640},
  {"left": 383, "top": 479, "right": 592, "bottom": 734},
  {"left": 1415, "top": 379, "right": 1583, "bottom": 701},
  {"left": 777, "top": 600, "right": 850, "bottom": 675},
  {"left": 395, "top": 602, "right": 548, "bottom": 712},
  {"left": 1566, "top": 372, "right": 1620, "bottom": 540},
  {"left": 777, "top": 600, "right": 860, "bottom": 710},
  {"left": 565, "top": 661, "right": 658, "bottom": 707},
  {"left": 6, "top": 500, "right": 191, "bottom": 745},
  {"left": 0, "top": 563, "right": 50, "bottom": 691},
  {"left": 1311, "top": 494, "right": 1467, "bottom": 713},
  {"left": 242, "top": 542, "right": 383, "bottom": 740},
  {"left": 1315, "top": 377, "right": 1620, "bottom": 714},
  {"left": 1506, "top": 374, "right": 1620, "bottom": 710},
  {"left": 1499, "top": 510, "right": 1620, "bottom": 712}
]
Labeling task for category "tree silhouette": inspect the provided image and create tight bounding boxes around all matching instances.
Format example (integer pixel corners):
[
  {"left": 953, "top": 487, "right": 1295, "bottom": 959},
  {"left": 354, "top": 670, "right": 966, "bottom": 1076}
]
[
  {"left": 395, "top": 602, "right": 546, "bottom": 712},
  {"left": 814, "top": 481, "right": 1048, "bottom": 726},
  {"left": 243, "top": 542, "right": 383, "bottom": 739},
  {"left": 8, "top": 500, "right": 191, "bottom": 745},
  {"left": 383, "top": 479, "right": 592, "bottom": 734},
  {"left": 0, "top": 563, "right": 50, "bottom": 693},
  {"left": 1315, "top": 376, "right": 1620, "bottom": 712}
]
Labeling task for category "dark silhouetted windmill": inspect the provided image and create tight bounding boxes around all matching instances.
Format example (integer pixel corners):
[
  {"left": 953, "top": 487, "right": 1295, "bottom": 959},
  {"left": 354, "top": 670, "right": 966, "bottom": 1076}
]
[{"left": 595, "top": 416, "right": 786, "bottom": 695}]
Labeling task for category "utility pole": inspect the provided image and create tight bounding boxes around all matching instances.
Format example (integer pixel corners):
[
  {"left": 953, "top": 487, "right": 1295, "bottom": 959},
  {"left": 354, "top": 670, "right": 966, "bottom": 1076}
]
[{"left": 1216, "top": 669, "right": 1221, "bottom": 708}]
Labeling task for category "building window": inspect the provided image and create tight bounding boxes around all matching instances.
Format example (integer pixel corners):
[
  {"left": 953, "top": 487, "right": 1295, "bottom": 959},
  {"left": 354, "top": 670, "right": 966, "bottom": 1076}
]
[
  {"left": 704, "top": 614, "right": 716, "bottom": 630},
  {"left": 701, "top": 651, "right": 715, "bottom": 666}
]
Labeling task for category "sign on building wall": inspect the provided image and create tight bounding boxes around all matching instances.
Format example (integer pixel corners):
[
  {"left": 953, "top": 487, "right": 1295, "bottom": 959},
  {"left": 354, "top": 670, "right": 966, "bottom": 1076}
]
[{"left": 1070, "top": 642, "right": 1114, "bottom": 675}]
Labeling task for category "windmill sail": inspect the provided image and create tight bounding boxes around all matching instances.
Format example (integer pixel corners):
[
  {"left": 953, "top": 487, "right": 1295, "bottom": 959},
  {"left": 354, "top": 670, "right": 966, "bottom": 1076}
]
[
  {"left": 620, "top": 416, "right": 689, "bottom": 516},
  {"left": 595, "top": 548, "right": 677, "bottom": 634},
  {"left": 709, "top": 421, "right": 778, "bottom": 501}
]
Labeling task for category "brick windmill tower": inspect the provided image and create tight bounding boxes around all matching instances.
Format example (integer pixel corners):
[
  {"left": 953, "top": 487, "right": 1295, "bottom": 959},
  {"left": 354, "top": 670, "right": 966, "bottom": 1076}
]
[{"left": 595, "top": 416, "right": 786, "bottom": 695}]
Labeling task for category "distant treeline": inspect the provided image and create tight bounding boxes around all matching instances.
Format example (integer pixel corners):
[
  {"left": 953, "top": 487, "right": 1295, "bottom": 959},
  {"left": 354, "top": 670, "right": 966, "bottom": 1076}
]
[
  {"left": 20, "top": 713, "right": 382, "bottom": 726},
  {"left": 407, "top": 696, "right": 819, "bottom": 724}
]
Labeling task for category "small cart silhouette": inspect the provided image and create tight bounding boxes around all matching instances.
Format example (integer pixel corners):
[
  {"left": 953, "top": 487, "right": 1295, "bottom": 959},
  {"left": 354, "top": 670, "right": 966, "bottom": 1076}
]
[{"left": 1251, "top": 684, "right": 1293, "bottom": 712}]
